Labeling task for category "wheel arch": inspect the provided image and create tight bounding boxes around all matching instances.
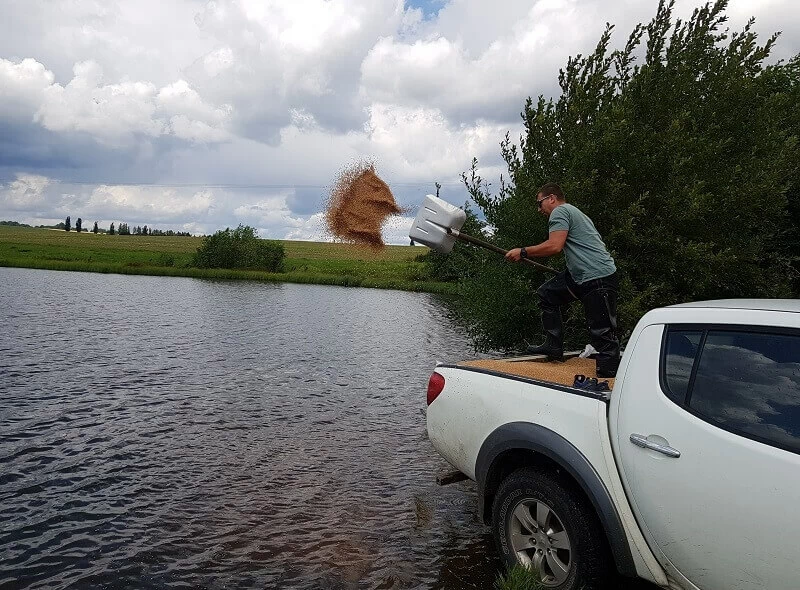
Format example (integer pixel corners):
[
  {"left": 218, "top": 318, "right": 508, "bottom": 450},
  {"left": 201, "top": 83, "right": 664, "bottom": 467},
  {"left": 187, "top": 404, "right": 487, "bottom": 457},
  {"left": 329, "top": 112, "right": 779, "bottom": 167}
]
[{"left": 476, "top": 422, "right": 637, "bottom": 578}]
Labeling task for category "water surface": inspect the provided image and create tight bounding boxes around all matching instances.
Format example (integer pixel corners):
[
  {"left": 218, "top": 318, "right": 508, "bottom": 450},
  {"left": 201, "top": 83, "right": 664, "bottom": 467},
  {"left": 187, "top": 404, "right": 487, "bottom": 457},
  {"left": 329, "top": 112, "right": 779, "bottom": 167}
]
[{"left": 0, "top": 268, "right": 500, "bottom": 589}]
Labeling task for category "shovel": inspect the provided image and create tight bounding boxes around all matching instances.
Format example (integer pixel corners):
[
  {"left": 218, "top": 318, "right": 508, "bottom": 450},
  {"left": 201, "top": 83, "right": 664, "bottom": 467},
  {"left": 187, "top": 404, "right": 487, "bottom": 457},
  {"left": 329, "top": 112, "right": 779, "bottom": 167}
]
[{"left": 409, "top": 195, "right": 559, "bottom": 275}]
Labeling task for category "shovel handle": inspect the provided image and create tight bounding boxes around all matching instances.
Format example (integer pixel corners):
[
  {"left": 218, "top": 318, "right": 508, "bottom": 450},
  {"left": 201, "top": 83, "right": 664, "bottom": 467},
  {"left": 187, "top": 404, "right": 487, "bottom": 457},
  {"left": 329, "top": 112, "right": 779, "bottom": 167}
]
[{"left": 451, "top": 230, "right": 559, "bottom": 275}]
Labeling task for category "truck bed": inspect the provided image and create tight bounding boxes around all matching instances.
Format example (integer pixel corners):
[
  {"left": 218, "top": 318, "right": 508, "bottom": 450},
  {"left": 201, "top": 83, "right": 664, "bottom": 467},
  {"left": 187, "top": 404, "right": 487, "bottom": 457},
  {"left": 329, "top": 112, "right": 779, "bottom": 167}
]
[{"left": 458, "top": 353, "right": 615, "bottom": 388}]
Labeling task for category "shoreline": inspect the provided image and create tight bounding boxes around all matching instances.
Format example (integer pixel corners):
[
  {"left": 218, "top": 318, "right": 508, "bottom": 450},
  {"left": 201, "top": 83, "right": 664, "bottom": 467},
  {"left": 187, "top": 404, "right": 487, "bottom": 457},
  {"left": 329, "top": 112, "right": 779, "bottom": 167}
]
[
  {"left": 0, "top": 226, "right": 458, "bottom": 295},
  {"left": 0, "top": 259, "right": 458, "bottom": 294}
]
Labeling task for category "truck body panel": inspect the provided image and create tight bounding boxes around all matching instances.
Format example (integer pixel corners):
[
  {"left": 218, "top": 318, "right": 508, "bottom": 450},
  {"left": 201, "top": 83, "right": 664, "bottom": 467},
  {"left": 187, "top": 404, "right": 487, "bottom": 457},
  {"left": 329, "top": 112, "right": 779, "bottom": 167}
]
[
  {"left": 426, "top": 300, "right": 800, "bottom": 590},
  {"left": 426, "top": 364, "right": 668, "bottom": 584},
  {"left": 610, "top": 307, "right": 800, "bottom": 590}
]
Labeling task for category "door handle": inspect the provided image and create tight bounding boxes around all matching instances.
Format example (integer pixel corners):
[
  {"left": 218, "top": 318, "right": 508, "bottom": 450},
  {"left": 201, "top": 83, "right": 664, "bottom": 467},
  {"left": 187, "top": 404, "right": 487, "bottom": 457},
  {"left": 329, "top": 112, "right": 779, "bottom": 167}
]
[{"left": 629, "top": 434, "right": 681, "bottom": 458}]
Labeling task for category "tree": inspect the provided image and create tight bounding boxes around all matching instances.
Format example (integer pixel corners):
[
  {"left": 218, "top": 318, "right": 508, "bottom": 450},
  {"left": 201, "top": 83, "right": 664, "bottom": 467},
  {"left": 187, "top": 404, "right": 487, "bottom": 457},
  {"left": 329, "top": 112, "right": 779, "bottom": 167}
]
[
  {"left": 93, "top": 221, "right": 99, "bottom": 234},
  {"left": 75, "top": 217, "right": 82, "bottom": 233},
  {"left": 192, "top": 224, "right": 285, "bottom": 271},
  {"left": 65, "top": 216, "right": 70, "bottom": 232},
  {"left": 458, "top": 0, "right": 799, "bottom": 351},
  {"left": 109, "top": 222, "right": 115, "bottom": 235}
]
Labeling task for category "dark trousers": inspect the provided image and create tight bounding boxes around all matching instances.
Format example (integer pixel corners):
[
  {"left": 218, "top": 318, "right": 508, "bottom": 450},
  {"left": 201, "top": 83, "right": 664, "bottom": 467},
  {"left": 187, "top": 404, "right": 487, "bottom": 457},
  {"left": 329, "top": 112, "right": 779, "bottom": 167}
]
[{"left": 536, "top": 271, "right": 620, "bottom": 376}]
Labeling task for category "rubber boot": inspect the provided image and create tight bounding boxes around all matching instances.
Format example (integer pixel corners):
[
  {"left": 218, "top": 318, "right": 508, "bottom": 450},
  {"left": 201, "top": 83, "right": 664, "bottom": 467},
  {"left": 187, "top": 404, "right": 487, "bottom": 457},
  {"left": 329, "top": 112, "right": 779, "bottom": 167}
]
[
  {"left": 526, "top": 303, "right": 564, "bottom": 361},
  {"left": 582, "top": 288, "right": 620, "bottom": 377}
]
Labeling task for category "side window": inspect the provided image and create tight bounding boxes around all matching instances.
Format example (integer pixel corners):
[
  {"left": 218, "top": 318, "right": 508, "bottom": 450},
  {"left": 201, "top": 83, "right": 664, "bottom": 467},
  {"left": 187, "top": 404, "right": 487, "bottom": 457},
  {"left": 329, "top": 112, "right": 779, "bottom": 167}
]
[
  {"left": 689, "top": 330, "right": 800, "bottom": 453},
  {"left": 662, "top": 329, "right": 702, "bottom": 403}
]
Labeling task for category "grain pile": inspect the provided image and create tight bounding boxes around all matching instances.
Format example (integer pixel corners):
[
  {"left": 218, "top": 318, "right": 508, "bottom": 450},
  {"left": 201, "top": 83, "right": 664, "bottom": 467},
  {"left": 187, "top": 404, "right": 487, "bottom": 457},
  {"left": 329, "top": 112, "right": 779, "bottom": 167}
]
[
  {"left": 325, "top": 162, "right": 402, "bottom": 249},
  {"left": 460, "top": 357, "right": 615, "bottom": 389}
]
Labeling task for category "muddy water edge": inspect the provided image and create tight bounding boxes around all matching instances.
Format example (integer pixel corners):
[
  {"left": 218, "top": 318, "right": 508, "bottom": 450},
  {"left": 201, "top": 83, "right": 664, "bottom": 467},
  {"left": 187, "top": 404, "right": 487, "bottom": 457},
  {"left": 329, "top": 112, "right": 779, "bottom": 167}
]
[{"left": 0, "top": 267, "right": 502, "bottom": 589}]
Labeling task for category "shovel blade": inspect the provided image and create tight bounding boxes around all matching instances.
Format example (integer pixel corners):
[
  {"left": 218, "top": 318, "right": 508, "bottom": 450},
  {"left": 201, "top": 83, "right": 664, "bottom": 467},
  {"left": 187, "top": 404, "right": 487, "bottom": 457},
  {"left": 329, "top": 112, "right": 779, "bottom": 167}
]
[{"left": 409, "top": 195, "right": 467, "bottom": 254}]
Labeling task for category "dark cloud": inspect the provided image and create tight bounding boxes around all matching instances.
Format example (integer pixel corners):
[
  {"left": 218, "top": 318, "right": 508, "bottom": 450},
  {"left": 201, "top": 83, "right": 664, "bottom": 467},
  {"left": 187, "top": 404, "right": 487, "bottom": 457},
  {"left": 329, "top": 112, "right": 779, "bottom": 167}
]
[
  {"left": 287, "top": 186, "right": 329, "bottom": 216},
  {"left": 0, "top": 120, "right": 189, "bottom": 186},
  {"left": 0, "top": 121, "right": 130, "bottom": 179}
]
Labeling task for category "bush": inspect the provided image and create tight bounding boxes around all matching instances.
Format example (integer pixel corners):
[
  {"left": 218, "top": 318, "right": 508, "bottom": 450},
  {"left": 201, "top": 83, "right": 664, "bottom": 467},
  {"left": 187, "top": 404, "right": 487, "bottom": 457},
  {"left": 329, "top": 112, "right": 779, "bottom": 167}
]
[
  {"left": 457, "top": 0, "right": 800, "bottom": 352},
  {"left": 192, "top": 225, "right": 285, "bottom": 271}
]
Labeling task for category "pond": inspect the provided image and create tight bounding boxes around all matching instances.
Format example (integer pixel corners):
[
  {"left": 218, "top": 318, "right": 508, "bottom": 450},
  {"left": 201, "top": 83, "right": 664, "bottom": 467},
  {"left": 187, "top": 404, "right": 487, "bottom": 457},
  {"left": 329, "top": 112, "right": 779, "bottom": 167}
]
[{"left": 0, "top": 267, "right": 501, "bottom": 589}]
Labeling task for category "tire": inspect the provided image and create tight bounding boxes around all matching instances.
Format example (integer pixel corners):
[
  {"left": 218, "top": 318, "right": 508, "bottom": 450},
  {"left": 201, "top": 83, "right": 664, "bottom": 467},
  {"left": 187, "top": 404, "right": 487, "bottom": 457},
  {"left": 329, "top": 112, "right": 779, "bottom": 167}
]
[{"left": 491, "top": 467, "right": 613, "bottom": 590}]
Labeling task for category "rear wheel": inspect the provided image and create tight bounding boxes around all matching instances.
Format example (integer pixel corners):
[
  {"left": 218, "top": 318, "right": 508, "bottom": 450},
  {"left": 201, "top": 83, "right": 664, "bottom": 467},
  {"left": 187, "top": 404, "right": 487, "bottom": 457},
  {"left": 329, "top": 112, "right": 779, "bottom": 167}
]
[{"left": 491, "top": 467, "right": 612, "bottom": 590}]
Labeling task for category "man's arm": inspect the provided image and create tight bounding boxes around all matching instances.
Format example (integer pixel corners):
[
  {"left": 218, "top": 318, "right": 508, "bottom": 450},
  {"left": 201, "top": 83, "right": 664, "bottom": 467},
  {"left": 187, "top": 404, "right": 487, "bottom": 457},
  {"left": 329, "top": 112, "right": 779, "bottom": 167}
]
[{"left": 505, "top": 230, "right": 568, "bottom": 262}]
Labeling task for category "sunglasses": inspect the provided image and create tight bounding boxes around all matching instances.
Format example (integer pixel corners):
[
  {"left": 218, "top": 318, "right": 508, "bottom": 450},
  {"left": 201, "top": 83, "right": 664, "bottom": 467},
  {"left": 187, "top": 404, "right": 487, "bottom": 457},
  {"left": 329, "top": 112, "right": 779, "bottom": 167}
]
[{"left": 536, "top": 195, "right": 553, "bottom": 208}]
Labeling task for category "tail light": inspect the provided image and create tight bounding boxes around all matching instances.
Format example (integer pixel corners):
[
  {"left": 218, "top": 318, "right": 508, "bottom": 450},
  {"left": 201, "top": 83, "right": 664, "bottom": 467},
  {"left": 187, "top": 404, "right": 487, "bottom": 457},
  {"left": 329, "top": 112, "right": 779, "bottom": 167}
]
[{"left": 427, "top": 372, "right": 445, "bottom": 406}]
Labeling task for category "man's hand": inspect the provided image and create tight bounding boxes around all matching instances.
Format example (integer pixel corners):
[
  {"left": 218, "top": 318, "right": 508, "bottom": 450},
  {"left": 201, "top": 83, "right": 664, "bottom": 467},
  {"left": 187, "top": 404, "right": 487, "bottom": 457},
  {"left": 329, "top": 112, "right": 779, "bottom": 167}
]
[{"left": 507, "top": 232, "right": 567, "bottom": 261}]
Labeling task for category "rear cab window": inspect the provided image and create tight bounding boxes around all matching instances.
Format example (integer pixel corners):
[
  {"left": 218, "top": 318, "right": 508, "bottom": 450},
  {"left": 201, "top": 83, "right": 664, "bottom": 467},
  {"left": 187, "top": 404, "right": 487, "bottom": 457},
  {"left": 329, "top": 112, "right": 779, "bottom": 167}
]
[
  {"left": 661, "top": 325, "right": 800, "bottom": 454},
  {"left": 662, "top": 329, "right": 702, "bottom": 403}
]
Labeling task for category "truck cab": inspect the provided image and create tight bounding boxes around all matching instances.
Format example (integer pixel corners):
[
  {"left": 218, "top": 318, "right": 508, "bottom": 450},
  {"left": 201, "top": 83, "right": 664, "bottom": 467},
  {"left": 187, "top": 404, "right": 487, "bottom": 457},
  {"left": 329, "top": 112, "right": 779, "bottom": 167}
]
[{"left": 609, "top": 300, "right": 800, "bottom": 590}]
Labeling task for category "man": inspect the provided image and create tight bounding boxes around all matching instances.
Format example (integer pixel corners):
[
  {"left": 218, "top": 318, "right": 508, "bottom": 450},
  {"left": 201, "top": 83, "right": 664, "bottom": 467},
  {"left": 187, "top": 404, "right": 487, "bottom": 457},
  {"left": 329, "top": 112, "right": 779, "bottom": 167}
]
[{"left": 505, "top": 183, "right": 620, "bottom": 377}]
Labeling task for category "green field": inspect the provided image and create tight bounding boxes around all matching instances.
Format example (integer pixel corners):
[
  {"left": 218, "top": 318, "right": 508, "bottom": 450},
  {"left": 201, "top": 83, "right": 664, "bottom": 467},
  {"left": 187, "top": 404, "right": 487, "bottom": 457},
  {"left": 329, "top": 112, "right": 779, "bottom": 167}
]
[{"left": 0, "top": 226, "right": 455, "bottom": 294}]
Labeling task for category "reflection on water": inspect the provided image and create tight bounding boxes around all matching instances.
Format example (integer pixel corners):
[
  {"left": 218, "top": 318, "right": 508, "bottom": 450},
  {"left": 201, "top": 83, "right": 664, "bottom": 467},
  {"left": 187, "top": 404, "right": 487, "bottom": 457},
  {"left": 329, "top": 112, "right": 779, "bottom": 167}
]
[{"left": 0, "top": 268, "right": 501, "bottom": 589}]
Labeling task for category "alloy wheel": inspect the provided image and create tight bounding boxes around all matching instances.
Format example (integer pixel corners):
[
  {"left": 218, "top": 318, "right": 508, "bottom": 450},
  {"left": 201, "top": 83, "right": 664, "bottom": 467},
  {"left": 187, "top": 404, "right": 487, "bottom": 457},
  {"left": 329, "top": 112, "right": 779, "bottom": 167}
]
[{"left": 509, "top": 498, "right": 573, "bottom": 586}]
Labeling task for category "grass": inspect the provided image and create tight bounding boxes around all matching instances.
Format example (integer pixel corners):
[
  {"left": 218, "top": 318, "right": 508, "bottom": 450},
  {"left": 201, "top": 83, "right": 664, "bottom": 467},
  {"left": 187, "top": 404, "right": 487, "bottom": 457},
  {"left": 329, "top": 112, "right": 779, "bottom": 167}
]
[
  {"left": 0, "top": 225, "right": 456, "bottom": 294},
  {"left": 495, "top": 565, "right": 545, "bottom": 590}
]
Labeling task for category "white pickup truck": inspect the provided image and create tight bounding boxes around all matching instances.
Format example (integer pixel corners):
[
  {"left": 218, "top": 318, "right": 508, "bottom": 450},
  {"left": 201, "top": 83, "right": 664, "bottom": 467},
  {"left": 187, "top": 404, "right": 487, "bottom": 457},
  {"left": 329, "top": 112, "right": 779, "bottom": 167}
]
[{"left": 426, "top": 300, "right": 800, "bottom": 590}]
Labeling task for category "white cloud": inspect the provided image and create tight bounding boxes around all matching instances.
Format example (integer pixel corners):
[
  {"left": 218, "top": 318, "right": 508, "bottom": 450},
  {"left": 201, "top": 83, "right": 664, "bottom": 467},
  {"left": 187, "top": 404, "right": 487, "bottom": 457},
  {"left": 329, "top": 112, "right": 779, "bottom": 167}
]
[
  {"left": 0, "top": 173, "right": 51, "bottom": 210},
  {"left": 282, "top": 211, "right": 412, "bottom": 244},
  {"left": 238, "top": 0, "right": 372, "bottom": 53},
  {"left": 157, "top": 80, "right": 230, "bottom": 123},
  {"left": 235, "top": 194, "right": 297, "bottom": 224},
  {"left": 0, "top": 0, "right": 213, "bottom": 86},
  {"left": 284, "top": 212, "right": 328, "bottom": 241},
  {"left": 202, "top": 47, "right": 235, "bottom": 78},
  {"left": 0, "top": 58, "right": 235, "bottom": 146},
  {"left": 158, "top": 80, "right": 233, "bottom": 142},
  {"left": 234, "top": 194, "right": 329, "bottom": 240},
  {"left": 364, "top": 103, "right": 511, "bottom": 181},
  {"left": 167, "top": 115, "right": 230, "bottom": 143},
  {"left": 186, "top": 0, "right": 409, "bottom": 138},
  {"left": 0, "top": 58, "right": 54, "bottom": 118},
  {"left": 360, "top": 0, "right": 639, "bottom": 124},
  {"left": 82, "top": 185, "right": 215, "bottom": 221},
  {"left": 36, "top": 60, "right": 164, "bottom": 144},
  {"left": 382, "top": 214, "right": 415, "bottom": 245}
]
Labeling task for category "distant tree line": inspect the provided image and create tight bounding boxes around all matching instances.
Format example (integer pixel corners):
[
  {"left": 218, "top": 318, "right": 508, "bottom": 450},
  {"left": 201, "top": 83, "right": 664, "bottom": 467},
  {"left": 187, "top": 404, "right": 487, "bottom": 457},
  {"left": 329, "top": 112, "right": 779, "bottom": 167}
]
[
  {"left": 6, "top": 216, "right": 192, "bottom": 237},
  {"left": 113, "top": 223, "right": 192, "bottom": 236},
  {"left": 110, "top": 222, "right": 191, "bottom": 236},
  {"left": 1, "top": 219, "right": 68, "bottom": 229},
  {"left": 59, "top": 217, "right": 191, "bottom": 236}
]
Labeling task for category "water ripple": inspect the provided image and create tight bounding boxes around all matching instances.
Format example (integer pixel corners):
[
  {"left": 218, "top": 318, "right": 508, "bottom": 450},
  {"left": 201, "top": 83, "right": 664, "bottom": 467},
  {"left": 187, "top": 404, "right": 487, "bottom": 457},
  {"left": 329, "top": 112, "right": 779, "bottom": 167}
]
[{"left": 1, "top": 268, "right": 501, "bottom": 589}]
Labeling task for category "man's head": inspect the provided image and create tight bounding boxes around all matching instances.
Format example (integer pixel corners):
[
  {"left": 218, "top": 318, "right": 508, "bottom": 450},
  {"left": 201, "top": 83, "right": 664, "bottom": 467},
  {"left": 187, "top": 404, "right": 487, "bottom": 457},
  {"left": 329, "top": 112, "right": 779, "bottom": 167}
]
[{"left": 536, "top": 183, "right": 565, "bottom": 216}]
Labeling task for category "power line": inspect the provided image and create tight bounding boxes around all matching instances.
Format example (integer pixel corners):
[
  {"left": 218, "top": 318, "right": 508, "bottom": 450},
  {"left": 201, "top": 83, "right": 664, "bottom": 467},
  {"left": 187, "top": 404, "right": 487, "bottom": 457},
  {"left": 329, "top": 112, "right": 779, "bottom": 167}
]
[{"left": 0, "top": 179, "right": 470, "bottom": 189}]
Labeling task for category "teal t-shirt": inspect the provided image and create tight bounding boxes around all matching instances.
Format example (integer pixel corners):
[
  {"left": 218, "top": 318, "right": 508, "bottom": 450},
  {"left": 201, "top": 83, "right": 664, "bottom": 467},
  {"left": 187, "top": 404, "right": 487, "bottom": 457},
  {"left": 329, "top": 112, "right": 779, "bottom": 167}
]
[{"left": 548, "top": 203, "right": 616, "bottom": 284}]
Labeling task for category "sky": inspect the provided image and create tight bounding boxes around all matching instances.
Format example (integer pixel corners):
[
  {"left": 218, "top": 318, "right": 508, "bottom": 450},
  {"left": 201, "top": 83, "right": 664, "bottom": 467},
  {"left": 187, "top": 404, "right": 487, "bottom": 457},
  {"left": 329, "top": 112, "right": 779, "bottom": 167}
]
[{"left": 1, "top": 0, "right": 798, "bottom": 243}]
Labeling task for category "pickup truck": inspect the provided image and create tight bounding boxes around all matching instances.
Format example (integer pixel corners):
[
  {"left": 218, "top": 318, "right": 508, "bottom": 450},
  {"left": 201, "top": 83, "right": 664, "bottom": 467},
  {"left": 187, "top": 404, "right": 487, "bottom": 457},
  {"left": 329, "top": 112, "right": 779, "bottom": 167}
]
[{"left": 425, "top": 300, "right": 800, "bottom": 590}]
